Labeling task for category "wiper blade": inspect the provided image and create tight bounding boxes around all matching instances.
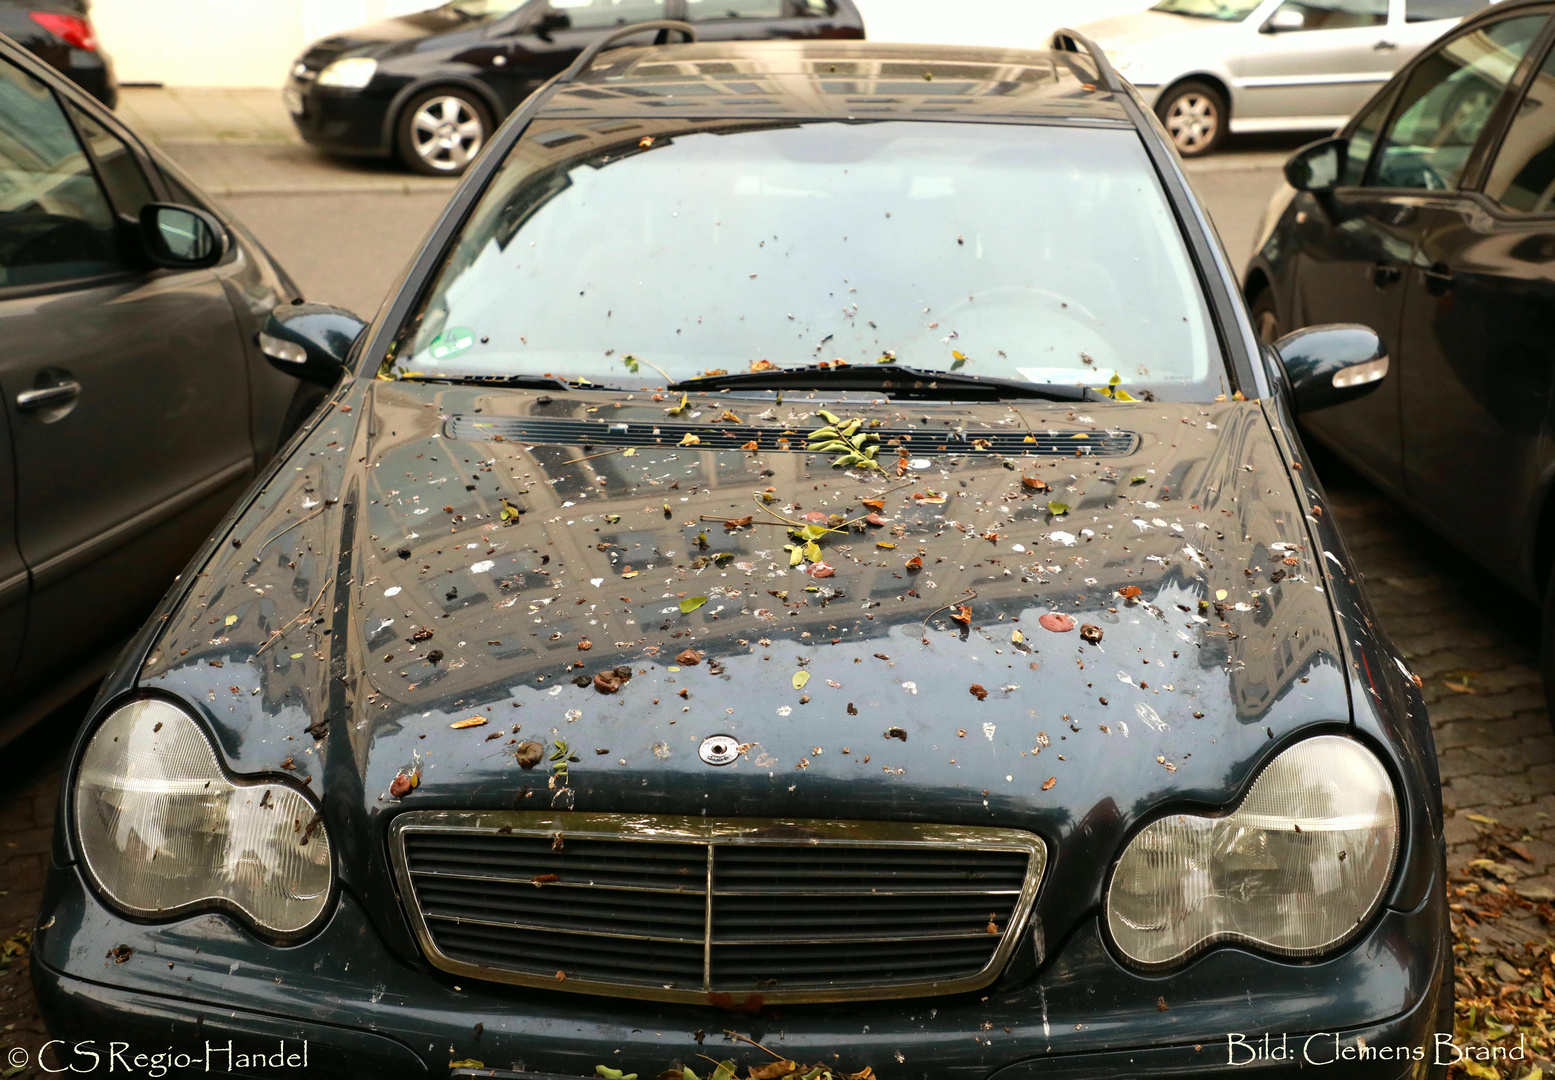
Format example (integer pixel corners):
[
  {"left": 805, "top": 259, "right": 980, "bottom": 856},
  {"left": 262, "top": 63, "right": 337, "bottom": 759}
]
[
  {"left": 396, "top": 373, "right": 580, "bottom": 391},
  {"left": 668, "top": 364, "right": 1101, "bottom": 402}
]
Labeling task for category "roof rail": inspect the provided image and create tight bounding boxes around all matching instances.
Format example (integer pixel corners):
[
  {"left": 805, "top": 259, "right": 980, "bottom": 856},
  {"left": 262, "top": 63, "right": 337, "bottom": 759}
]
[
  {"left": 557, "top": 20, "right": 697, "bottom": 85},
  {"left": 1049, "top": 28, "right": 1123, "bottom": 93}
]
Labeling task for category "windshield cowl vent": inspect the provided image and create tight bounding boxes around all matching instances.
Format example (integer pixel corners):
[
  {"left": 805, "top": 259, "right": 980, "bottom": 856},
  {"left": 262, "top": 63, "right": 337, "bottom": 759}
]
[{"left": 444, "top": 415, "right": 1139, "bottom": 456}]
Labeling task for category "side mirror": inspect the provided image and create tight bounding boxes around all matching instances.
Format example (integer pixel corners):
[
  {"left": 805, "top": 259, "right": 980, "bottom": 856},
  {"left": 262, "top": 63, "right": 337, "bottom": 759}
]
[
  {"left": 533, "top": 9, "right": 570, "bottom": 38},
  {"left": 1273, "top": 324, "right": 1389, "bottom": 414},
  {"left": 258, "top": 302, "right": 367, "bottom": 387},
  {"left": 138, "top": 203, "right": 226, "bottom": 269},
  {"left": 1263, "top": 6, "right": 1306, "bottom": 32},
  {"left": 1284, "top": 136, "right": 1345, "bottom": 193}
]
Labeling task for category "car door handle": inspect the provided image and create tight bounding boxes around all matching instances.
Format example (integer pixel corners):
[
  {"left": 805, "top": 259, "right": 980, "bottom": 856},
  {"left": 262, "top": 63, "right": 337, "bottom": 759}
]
[
  {"left": 1374, "top": 40, "right": 1398, "bottom": 51},
  {"left": 16, "top": 381, "right": 81, "bottom": 411},
  {"left": 1371, "top": 261, "right": 1402, "bottom": 287},
  {"left": 1423, "top": 264, "right": 1454, "bottom": 296}
]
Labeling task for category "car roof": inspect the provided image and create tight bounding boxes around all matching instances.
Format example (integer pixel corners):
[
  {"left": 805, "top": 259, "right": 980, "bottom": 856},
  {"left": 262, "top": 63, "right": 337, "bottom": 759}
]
[{"left": 536, "top": 40, "right": 1134, "bottom": 126}]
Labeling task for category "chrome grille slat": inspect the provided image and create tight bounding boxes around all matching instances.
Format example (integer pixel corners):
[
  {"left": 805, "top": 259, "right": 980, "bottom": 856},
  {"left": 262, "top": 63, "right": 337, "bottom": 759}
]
[{"left": 391, "top": 814, "right": 1047, "bottom": 1005}]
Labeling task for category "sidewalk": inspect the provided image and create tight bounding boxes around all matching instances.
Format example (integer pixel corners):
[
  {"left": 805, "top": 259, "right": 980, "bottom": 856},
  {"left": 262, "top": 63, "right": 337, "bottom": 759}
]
[{"left": 117, "top": 86, "right": 456, "bottom": 197}]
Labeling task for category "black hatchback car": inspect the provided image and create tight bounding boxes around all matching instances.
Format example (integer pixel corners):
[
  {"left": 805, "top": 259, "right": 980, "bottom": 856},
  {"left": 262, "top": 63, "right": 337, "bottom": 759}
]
[
  {"left": 0, "top": 0, "right": 115, "bottom": 106},
  {"left": 286, "top": 0, "right": 864, "bottom": 174},
  {"left": 1245, "top": 0, "right": 1555, "bottom": 717},
  {"left": 35, "top": 34, "right": 1451, "bottom": 1080}
]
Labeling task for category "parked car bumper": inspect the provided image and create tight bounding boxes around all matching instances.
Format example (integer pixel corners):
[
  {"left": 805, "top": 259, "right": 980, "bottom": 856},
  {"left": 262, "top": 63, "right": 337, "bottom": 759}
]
[
  {"left": 34, "top": 858, "right": 1450, "bottom": 1080},
  {"left": 285, "top": 81, "right": 393, "bottom": 156}
]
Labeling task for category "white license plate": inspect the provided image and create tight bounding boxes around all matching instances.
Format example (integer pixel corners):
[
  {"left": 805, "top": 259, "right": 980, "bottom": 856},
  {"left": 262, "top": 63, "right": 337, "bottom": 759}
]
[{"left": 283, "top": 87, "right": 304, "bottom": 115}]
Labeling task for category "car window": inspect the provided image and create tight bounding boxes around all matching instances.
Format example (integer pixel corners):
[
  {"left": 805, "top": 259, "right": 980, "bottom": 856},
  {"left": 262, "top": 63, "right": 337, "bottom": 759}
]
[
  {"left": 540, "top": 0, "right": 668, "bottom": 29},
  {"left": 393, "top": 121, "right": 1223, "bottom": 400},
  {"left": 1485, "top": 43, "right": 1555, "bottom": 212},
  {"left": 1149, "top": 0, "right": 1263, "bottom": 20},
  {"left": 686, "top": 0, "right": 785, "bottom": 18},
  {"left": 1405, "top": 0, "right": 1489, "bottom": 23},
  {"left": 1345, "top": 88, "right": 1395, "bottom": 184},
  {"left": 66, "top": 103, "right": 154, "bottom": 218},
  {"left": 1372, "top": 14, "right": 1545, "bottom": 190},
  {"left": 0, "top": 57, "right": 123, "bottom": 290},
  {"left": 1265, "top": 0, "right": 1387, "bottom": 33}
]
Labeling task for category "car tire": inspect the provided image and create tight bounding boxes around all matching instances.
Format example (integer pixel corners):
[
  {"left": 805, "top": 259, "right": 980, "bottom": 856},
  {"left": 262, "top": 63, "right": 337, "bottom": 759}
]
[
  {"left": 1249, "top": 286, "right": 1281, "bottom": 346},
  {"left": 1156, "top": 80, "right": 1228, "bottom": 158},
  {"left": 396, "top": 87, "right": 494, "bottom": 177}
]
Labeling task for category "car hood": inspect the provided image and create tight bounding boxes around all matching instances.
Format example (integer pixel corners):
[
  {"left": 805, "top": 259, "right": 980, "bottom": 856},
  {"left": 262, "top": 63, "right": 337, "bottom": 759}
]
[
  {"left": 301, "top": 8, "right": 470, "bottom": 63},
  {"left": 139, "top": 381, "right": 1350, "bottom": 938},
  {"left": 1075, "top": 9, "right": 1226, "bottom": 52}
]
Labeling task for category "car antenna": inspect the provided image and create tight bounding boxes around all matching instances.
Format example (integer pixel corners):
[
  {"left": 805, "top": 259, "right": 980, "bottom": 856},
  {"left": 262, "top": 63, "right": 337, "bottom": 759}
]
[
  {"left": 1049, "top": 28, "right": 1124, "bottom": 94},
  {"left": 556, "top": 19, "right": 697, "bottom": 86}
]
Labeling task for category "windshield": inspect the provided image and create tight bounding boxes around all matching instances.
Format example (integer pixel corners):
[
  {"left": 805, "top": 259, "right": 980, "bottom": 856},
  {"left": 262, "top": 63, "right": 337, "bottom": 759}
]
[
  {"left": 1150, "top": 0, "right": 1264, "bottom": 20},
  {"left": 392, "top": 119, "right": 1223, "bottom": 399},
  {"left": 445, "top": 0, "right": 527, "bottom": 19}
]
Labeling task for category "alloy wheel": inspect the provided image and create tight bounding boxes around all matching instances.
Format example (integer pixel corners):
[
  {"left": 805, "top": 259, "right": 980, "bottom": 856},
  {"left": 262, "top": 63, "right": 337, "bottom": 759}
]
[
  {"left": 1166, "top": 92, "right": 1219, "bottom": 155},
  {"left": 411, "top": 95, "right": 484, "bottom": 172}
]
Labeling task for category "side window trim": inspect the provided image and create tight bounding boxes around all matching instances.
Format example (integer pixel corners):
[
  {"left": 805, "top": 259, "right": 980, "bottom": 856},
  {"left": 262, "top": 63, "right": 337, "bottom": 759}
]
[
  {"left": 53, "top": 87, "right": 164, "bottom": 214},
  {"left": 1462, "top": 7, "right": 1555, "bottom": 194},
  {"left": 1338, "top": 83, "right": 1400, "bottom": 189},
  {"left": 1358, "top": 8, "right": 1555, "bottom": 189}
]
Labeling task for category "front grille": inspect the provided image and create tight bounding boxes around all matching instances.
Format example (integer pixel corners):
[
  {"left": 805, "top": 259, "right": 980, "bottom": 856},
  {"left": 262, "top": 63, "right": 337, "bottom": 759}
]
[
  {"left": 445, "top": 415, "right": 1138, "bottom": 457},
  {"left": 391, "top": 813, "right": 1046, "bottom": 1004}
]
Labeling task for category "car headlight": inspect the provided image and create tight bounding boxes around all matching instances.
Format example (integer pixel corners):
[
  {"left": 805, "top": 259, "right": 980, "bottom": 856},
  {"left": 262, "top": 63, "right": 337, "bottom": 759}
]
[
  {"left": 74, "top": 698, "right": 333, "bottom": 937},
  {"left": 316, "top": 56, "right": 377, "bottom": 89},
  {"left": 1105, "top": 734, "right": 1398, "bottom": 968}
]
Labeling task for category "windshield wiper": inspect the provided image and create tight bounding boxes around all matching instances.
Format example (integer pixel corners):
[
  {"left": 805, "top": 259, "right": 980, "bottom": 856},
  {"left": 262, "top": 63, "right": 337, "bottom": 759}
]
[
  {"left": 668, "top": 364, "right": 1102, "bottom": 402},
  {"left": 396, "top": 373, "right": 581, "bottom": 391}
]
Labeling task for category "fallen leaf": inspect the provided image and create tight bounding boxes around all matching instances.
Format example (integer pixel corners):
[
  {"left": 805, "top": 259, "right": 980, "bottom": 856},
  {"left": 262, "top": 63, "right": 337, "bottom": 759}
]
[
  {"left": 1042, "top": 776, "right": 1057, "bottom": 791},
  {"left": 808, "top": 561, "right": 835, "bottom": 578},
  {"left": 530, "top": 873, "right": 560, "bottom": 887},
  {"left": 450, "top": 716, "right": 488, "bottom": 729},
  {"left": 1039, "top": 612, "right": 1076, "bottom": 633},
  {"left": 1079, "top": 624, "right": 1103, "bottom": 644},
  {"left": 679, "top": 433, "right": 701, "bottom": 447},
  {"left": 952, "top": 350, "right": 968, "bottom": 361},
  {"left": 741, "top": 441, "right": 759, "bottom": 451},
  {"left": 1047, "top": 500, "right": 1070, "bottom": 516},
  {"left": 676, "top": 649, "right": 703, "bottom": 665},
  {"left": 593, "top": 671, "right": 623, "bottom": 694},
  {"left": 793, "top": 671, "right": 811, "bottom": 689},
  {"left": 884, "top": 727, "right": 907, "bottom": 741},
  {"left": 969, "top": 683, "right": 988, "bottom": 701},
  {"left": 1021, "top": 475, "right": 1050, "bottom": 492},
  {"left": 905, "top": 556, "right": 923, "bottom": 571},
  {"left": 1119, "top": 585, "right": 1142, "bottom": 600},
  {"left": 865, "top": 513, "right": 887, "bottom": 526},
  {"left": 724, "top": 516, "right": 754, "bottom": 530},
  {"left": 1011, "top": 630, "right": 1024, "bottom": 645},
  {"left": 949, "top": 604, "right": 972, "bottom": 626},
  {"left": 876, "top": 542, "right": 896, "bottom": 550},
  {"left": 577, "top": 639, "right": 593, "bottom": 651},
  {"left": 515, "top": 741, "right": 545, "bottom": 769},
  {"left": 861, "top": 498, "right": 886, "bottom": 511},
  {"left": 750, "top": 358, "right": 779, "bottom": 372},
  {"left": 680, "top": 596, "right": 708, "bottom": 614},
  {"left": 748, "top": 1062, "right": 797, "bottom": 1080}
]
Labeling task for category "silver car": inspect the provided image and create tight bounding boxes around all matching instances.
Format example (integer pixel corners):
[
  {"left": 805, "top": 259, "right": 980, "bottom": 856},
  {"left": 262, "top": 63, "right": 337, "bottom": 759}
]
[{"left": 1077, "top": 0, "right": 1488, "bottom": 155}]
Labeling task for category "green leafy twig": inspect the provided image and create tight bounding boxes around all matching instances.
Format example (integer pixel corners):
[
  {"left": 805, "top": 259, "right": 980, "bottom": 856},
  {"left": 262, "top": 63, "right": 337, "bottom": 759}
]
[
  {"left": 622, "top": 354, "right": 673, "bottom": 384},
  {"left": 807, "top": 409, "right": 881, "bottom": 471}
]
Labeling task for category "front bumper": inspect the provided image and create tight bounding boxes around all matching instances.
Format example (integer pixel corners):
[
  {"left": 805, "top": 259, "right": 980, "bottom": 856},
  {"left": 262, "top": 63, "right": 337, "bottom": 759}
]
[
  {"left": 284, "top": 79, "right": 394, "bottom": 156},
  {"left": 34, "top": 860, "right": 1449, "bottom": 1080}
]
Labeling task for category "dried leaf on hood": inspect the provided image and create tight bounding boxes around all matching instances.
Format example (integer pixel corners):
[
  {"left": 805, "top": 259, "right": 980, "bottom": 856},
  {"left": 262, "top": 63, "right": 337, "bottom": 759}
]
[
  {"left": 676, "top": 649, "right": 703, "bottom": 666},
  {"left": 747, "top": 1062, "right": 798, "bottom": 1080},
  {"left": 1042, "top": 776, "right": 1057, "bottom": 791},
  {"left": 1079, "top": 624, "right": 1103, "bottom": 644},
  {"left": 1118, "top": 585, "right": 1142, "bottom": 601},
  {"left": 577, "top": 639, "right": 593, "bottom": 651},
  {"left": 1020, "top": 474, "right": 1050, "bottom": 492},
  {"left": 450, "top": 716, "right": 488, "bottom": 729},
  {"left": 665, "top": 393, "right": 690, "bottom": 416},
  {"left": 724, "top": 516, "right": 754, "bottom": 530},
  {"left": 949, "top": 604, "right": 972, "bottom": 626},
  {"left": 860, "top": 498, "right": 886, "bottom": 511},
  {"left": 593, "top": 670, "right": 624, "bottom": 694},
  {"left": 515, "top": 741, "right": 545, "bottom": 769},
  {"left": 390, "top": 768, "right": 420, "bottom": 798},
  {"left": 1039, "top": 612, "right": 1076, "bottom": 633},
  {"left": 808, "top": 561, "right": 835, "bottom": 578},
  {"left": 969, "top": 684, "right": 988, "bottom": 700},
  {"left": 905, "top": 556, "right": 923, "bottom": 572}
]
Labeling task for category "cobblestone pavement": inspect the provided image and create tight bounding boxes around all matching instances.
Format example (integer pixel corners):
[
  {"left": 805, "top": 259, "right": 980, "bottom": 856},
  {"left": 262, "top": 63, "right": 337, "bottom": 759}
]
[{"left": 0, "top": 458, "right": 1544, "bottom": 1073}]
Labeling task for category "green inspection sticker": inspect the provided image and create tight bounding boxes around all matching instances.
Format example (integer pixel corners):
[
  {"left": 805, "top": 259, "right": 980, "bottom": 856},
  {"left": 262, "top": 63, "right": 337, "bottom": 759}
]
[{"left": 428, "top": 327, "right": 475, "bottom": 361}]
